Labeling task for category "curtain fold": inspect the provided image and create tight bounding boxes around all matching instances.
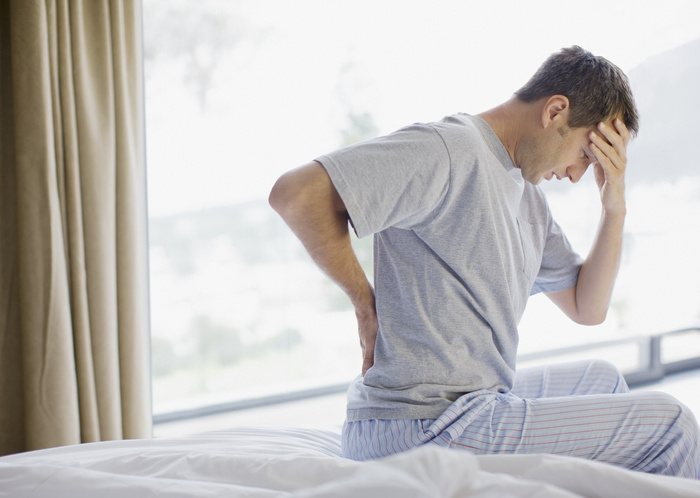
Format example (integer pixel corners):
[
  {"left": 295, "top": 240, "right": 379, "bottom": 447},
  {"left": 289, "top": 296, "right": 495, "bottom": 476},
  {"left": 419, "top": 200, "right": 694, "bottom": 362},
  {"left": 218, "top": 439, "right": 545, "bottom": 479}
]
[{"left": 0, "top": 0, "right": 151, "bottom": 456}]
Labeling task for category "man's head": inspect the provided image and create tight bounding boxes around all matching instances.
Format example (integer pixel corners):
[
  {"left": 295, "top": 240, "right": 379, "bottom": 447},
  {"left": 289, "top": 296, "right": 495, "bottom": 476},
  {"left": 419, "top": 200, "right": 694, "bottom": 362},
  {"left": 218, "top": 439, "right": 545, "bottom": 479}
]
[{"left": 515, "top": 46, "right": 639, "bottom": 137}]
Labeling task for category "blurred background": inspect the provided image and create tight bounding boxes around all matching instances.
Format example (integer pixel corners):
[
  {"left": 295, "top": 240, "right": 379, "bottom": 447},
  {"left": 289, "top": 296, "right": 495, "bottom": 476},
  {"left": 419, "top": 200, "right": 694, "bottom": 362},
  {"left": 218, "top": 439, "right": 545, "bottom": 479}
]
[{"left": 142, "top": 0, "right": 700, "bottom": 426}]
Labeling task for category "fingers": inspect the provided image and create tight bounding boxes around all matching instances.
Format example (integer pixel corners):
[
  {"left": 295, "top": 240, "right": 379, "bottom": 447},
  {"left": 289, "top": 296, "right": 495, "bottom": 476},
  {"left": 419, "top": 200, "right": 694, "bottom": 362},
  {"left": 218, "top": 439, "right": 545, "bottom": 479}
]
[
  {"left": 360, "top": 326, "right": 376, "bottom": 375},
  {"left": 357, "top": 305, "right": 378, "bottom": 376},
  {"left": 361, "top": 338, "right": 375, "bottom": 376},
  {"left": 614, "top": 118, "right": 632, "bottom": 148},
  {"left": 589, "top": 119, "right": 629, "bottom": 215},
  {"left": 361, "top": 355, "right": 374, "bottom": 377},
  {"left": 589, "top": 118, "right": 629, "bottom": 173}
]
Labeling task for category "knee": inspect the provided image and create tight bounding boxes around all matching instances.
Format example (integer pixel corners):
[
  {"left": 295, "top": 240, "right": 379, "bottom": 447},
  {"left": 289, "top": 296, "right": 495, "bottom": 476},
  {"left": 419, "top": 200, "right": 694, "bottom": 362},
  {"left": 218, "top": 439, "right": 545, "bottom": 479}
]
[
  {"left": 668, "top": 394, "right": 699, "bottom": 440},
  {"left": 643, "top": 391, "right": 700, "bottom": 477},
  {"left": 643, "top": 391, "right": 697, "bottom": 427},
  {"left": 587, "top": 359, "right": 622, "bottom": 376},
  {"left": 586, "top": 359, "right": 629, "bottom": 393}
]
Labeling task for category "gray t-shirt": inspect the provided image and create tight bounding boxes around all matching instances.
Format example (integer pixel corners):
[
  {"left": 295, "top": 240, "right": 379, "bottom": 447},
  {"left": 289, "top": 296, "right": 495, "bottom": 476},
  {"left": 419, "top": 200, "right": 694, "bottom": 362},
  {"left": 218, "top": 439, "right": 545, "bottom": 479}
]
[{"left": 317, "top": 114, "right": 583, "bottom": 421}]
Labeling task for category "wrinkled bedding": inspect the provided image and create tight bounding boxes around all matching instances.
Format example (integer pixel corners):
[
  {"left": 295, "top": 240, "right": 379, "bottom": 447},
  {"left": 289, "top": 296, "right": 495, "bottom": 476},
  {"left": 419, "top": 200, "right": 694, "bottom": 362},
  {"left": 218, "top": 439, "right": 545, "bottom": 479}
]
[{"left": 1, "top": 426, "right": 699, "bottom": 497}]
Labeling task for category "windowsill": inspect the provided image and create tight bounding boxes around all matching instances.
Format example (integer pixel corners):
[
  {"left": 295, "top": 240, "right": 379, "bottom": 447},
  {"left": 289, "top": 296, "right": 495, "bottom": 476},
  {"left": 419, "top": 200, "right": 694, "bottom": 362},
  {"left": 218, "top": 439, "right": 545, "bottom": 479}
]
[
  {"left": 153, "top": 392, "right": 347, "bottom": 438},
  {"left": 153, "top": 368, "right": 700, "bottom": 439}
]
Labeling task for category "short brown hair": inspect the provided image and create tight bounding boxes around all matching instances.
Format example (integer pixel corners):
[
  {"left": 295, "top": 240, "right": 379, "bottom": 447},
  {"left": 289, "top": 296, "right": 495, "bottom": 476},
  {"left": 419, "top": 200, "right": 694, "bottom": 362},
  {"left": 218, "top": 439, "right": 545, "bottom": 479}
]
[{"left": 515, "top": 46, "right": 639, "bottom": 136}]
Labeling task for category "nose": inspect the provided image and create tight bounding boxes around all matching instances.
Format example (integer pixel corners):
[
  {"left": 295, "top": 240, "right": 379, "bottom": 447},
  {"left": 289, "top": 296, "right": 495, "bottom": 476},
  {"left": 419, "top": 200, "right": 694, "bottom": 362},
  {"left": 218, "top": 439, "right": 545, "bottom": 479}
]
[{"left": 566, "top": 163, "right": 590, "bottom": 183}]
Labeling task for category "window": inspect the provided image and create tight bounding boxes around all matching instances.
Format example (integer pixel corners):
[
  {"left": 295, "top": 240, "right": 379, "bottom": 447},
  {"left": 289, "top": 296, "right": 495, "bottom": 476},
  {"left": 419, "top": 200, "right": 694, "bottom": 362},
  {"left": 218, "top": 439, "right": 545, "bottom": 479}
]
[{"left": 144, "top": 0, "right": 700, "bottom": 419}]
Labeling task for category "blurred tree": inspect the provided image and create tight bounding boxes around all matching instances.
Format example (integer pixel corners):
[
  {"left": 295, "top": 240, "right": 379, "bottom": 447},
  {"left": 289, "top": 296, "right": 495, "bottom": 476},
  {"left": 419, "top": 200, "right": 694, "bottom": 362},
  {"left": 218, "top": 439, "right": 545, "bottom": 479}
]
[
  {"left": 192, "top": 315, "right": 244, "bottom": 367},
  {"left": 143, "top": 0, "right": 247, "bottom": 110},
  {"left": 340, "top": 111, "right": 379, "bottom": 147},
  {"left": 151, "top": 336, "right": 179, "bottom": 377}
]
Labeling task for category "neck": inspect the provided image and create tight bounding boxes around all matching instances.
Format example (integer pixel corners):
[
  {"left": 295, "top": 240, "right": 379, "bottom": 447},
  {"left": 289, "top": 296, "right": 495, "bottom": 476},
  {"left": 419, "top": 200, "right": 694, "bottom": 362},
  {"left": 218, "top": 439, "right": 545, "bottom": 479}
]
[{"left": 477, "top": 96, "right": 533, "bottom": 169}]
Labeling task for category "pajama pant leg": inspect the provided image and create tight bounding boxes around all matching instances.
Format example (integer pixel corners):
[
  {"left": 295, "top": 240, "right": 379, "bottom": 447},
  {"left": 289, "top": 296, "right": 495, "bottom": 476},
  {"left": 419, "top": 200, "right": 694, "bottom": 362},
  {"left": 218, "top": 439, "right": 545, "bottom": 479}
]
[
  {"left": 446, "top": 360, "right": 700, "bottom": 478},
  {"left": 511, "top": 359, "right": 630, "bottom": 397},
  {"left": 343, "top": 360, "right": 700, "bottom": 478}
]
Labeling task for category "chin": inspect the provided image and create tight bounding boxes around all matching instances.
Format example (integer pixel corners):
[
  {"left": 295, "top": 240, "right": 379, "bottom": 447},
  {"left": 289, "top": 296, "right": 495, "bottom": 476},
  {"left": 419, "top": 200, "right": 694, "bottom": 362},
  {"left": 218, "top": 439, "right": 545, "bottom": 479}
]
[{"left": 522, "top": 173, "right": 543, "bottom": 185}]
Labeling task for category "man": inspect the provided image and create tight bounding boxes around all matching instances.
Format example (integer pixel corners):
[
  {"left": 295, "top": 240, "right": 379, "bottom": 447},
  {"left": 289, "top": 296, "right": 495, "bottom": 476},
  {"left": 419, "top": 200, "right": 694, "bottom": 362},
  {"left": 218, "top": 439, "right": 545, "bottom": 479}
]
[{"left": 269, "top": 46, "right": 700, "bottom": 478}]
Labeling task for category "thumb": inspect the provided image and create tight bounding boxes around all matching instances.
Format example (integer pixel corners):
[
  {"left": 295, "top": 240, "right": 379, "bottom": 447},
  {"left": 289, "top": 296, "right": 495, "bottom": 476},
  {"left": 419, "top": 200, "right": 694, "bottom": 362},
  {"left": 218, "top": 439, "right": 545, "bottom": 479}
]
[{"left": 594, "top": 162, "right": 606, "bottom": 190}]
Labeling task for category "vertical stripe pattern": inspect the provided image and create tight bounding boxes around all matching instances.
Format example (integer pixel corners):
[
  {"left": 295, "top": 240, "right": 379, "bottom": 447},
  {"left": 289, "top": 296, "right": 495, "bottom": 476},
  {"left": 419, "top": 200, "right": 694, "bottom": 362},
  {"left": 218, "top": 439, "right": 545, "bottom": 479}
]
[{"left": 343, "top": 360, "right": 700, "bottom": 479}]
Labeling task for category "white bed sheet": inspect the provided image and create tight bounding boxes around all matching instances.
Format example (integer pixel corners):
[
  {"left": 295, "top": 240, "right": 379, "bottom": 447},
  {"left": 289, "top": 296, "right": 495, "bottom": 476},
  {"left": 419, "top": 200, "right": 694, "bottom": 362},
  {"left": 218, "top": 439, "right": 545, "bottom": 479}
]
[{"left": 1, "top": 426, "right": 699, "bottom": 497}]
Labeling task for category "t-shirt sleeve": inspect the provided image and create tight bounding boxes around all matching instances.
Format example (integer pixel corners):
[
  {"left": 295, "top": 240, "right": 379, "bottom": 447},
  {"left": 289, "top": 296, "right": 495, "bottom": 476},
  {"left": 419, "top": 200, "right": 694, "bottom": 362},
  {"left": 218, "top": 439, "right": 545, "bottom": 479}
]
[
  {"left": 315, "top": 124, "right": 451, "bottom": 239},
  {"left": 530, "top": 215, "right": 584, "bottom": 295}
]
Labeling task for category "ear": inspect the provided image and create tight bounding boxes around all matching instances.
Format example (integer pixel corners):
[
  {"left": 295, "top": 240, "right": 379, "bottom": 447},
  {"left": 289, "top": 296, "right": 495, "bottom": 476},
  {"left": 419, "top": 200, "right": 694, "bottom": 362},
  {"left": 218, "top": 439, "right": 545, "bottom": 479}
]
[{"left": 540, "top": 95, "right": 570, "bottom": 128}]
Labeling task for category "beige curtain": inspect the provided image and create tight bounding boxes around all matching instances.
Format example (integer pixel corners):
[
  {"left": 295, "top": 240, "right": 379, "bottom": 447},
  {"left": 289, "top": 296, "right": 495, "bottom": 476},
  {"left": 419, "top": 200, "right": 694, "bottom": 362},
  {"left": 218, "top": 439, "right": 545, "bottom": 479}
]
[{"left": 0, "top": 0, "right": 151, "bottom": 456}]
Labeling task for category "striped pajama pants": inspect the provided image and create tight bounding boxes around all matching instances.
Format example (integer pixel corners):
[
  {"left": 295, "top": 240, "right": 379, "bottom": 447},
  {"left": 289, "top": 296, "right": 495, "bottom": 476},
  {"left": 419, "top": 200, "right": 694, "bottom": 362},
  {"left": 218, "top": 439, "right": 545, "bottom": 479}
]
[{"left": 342, "top": 360, "right": 700, "bottom": 478}]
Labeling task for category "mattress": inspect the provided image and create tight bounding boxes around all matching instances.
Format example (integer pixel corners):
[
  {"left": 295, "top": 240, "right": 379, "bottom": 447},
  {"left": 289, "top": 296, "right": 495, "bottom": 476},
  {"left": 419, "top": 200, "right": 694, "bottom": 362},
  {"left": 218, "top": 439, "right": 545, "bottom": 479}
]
[{"left": 1, "top": 425, "right": 699, "bottom": 497}]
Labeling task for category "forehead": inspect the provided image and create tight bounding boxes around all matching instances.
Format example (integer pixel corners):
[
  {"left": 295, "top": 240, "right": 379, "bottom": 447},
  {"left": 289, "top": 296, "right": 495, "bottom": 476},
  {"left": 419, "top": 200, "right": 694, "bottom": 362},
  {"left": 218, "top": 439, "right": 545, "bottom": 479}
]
[{"left": 568, "top": 126, "right": 593, "bottom": 145}]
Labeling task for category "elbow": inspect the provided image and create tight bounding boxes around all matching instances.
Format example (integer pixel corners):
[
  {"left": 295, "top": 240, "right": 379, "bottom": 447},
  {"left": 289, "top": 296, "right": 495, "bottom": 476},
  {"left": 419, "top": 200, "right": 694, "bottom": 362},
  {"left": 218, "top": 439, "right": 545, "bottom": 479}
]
[
  {"left": 573, "top": 309, "right": 608, "bottom": 326},
  {"left": 549, "top": 286, "right": 610, "bottom": 326},
  {"left": 268, "top": 175, "right": 285, "bottom": 214},
  {"left": 269, "top": 161, "right": 323, "bottom": 219},
  {"left": 269, "top": 162, "right": 346, "bottom": 234},
  {"left": 270, "top": 161, "right": 341, "bottom": 224},
  {"left": 269, "top": 172, "right": 298, "bottom": 220}
]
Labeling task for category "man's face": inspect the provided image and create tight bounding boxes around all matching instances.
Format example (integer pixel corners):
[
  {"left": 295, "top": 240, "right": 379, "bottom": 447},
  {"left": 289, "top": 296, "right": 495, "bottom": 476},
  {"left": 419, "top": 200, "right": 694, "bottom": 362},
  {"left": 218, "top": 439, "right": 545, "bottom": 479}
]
[{"left": 519, "top": 122, "right": 604, "bottom": 186}]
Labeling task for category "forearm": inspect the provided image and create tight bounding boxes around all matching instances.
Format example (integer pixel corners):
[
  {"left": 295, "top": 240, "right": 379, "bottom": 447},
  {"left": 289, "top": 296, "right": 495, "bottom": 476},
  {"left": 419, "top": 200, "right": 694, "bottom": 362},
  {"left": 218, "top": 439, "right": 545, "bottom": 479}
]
[
  {"left": 269, "top": 162, "right": 375, "bottom": 312},
  {"left": 548, "top": 209, "right": 625, "bottom": 326},
  {"left": 573, "top": 209, "right": 625, "bottom": 324},
  {"left": 290, "top": 209, "right": 374, "bottom": 311}
]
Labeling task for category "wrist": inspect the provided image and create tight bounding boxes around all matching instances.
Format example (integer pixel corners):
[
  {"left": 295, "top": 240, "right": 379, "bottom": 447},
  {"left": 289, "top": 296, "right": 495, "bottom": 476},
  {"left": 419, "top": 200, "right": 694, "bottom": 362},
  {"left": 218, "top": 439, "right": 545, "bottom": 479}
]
[
  {"left": 601, "top": 204, "right": 626, "bottom": 224},
  {"left": 596, "top": 207, "right": 626, "bottom": 242},
  {"left": 352, "top": 284, "right": 376, "bottom": 315}
]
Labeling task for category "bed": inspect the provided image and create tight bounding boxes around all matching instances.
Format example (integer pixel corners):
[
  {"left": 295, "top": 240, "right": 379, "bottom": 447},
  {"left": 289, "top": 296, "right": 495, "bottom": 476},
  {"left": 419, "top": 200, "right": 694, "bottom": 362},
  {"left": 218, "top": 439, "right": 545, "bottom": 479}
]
[{"left": 1, "top": 425, "right": 699, "bottom": 497}]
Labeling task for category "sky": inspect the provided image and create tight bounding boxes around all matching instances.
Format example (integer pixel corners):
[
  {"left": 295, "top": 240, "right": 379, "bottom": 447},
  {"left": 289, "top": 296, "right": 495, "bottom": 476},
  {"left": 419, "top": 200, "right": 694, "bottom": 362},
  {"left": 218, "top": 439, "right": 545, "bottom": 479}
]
[{"left": 144, "top": 0, "right": 700, "bottom": 217}]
